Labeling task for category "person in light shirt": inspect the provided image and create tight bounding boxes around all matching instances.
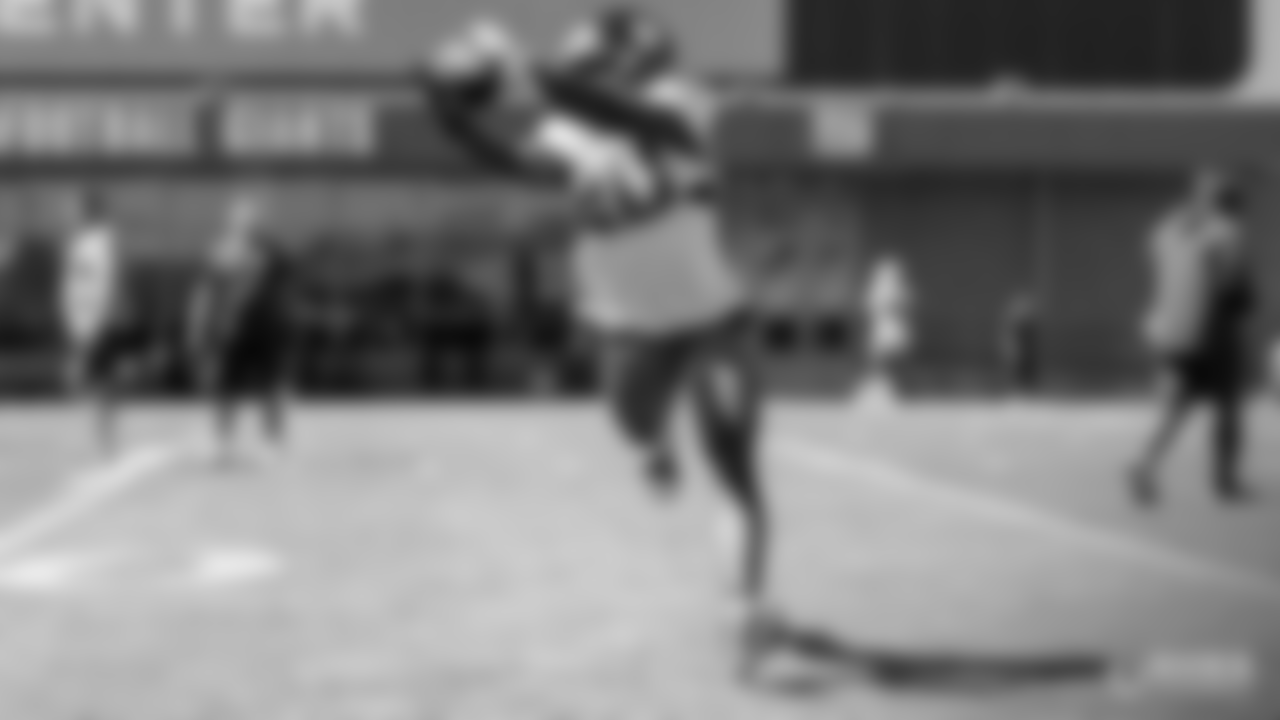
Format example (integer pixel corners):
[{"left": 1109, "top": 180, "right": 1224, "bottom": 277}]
[
  {"left": 1131, "top": 169, "right": 1258, "bottom": 506},
  {"left": 57, "top": 190, "right": 130, "bottom": 455},
  {"left": 858, "top": 254, "right": 912, "bottom": 407},
  {"left": 424, "top": 8, "right": 777, "bottom": 653}
]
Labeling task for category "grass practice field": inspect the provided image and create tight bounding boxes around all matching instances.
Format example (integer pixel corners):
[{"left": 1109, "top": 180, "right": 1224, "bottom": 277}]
[{"left": 0, "top": 400, "right": 1276, "bottom": 720}]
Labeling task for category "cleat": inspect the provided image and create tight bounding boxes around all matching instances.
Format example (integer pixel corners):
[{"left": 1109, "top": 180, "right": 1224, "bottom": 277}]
[
  {"left": 1217, "top": 481, "right": 1257, "bottom": 506},
  {"left": 736, "top": 605, "right": 797, "bottom": 685},
  {"left": 1129, "top": 467, "right": 1159, "bottom": 508},
  {"left": 645, "top": 450, "right": 679, "bottom": 496}
]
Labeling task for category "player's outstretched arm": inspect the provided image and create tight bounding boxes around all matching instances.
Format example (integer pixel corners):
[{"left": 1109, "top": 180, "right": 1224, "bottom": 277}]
[
  {"left": 421, "top": 75, "right": 536, "bottom": 177},
  {"left": 417, "top": 19, "right": 567, "bottom": 181},
  {"left": 541, "top": 73, "right": 705, "bottom": 156}
]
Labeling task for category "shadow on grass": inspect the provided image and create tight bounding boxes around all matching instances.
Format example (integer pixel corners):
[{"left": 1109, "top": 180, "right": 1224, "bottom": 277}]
[{"left": 744, "top": 616, "right": 1114, "bottom": 698}]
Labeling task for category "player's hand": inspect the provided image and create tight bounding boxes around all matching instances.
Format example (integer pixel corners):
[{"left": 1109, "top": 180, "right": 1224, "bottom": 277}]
[
  {"left": 527, "top": 114, "right": 649, "bottom": 190},
  {"left": 426, "top": 18, "right": 541, "bottom": 112}
]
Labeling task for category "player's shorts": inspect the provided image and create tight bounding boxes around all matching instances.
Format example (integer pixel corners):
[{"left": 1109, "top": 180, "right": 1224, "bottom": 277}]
[
  {"left": 202, "top": 309, "right": 291, "bottom": 399},
  {"left": 63, "top": 320, "right": 134, "bottom": 390},
  {"left": 868, "top": 314, "right": 910, "bottom": 360},
  {"left": 61, "top": 279, "right": 120, "bottom": 343},
  {"left": 1161, "top": 341, "right": 1249, "bottom": 400},
  {"left": 59, "top": 284, "right": 130, "bottom": 386},
  {"left": 597, "top": 309, "right": 756, "bottom": 446}
]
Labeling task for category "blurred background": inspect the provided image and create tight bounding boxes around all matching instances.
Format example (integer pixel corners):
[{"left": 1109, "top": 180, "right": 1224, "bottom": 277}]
[{"left": 0, "top": 0, "right": 1274, "bottom": 400}]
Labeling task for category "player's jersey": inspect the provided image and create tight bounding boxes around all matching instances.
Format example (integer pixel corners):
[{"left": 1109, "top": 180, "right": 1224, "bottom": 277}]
[
  {"left": 435, "top": 49, "right": 744, "bottom": 333},
  {"left": 865, "top": 262, "right": 911, "bottom": 356},
  {"left": 192, "top": 231, "right": 278, "bottom": 352},
  {"left": 60, "top": 224, "right": 121, "bottom": 342},
  {"left": 210, "top": 234, "right": 267, "bottom": 305},
  {"left": 1144, "top": 208, "right": 1238, "bottom": 354},
  {"left": 1199, "top": 220, "right": 1254, "bottom": 349},
  {"left": 562, "top": 74, "right": 743, "bottom": 332},
  {"left": 572, "top": 202, "right": 742, "bottom": 331}
]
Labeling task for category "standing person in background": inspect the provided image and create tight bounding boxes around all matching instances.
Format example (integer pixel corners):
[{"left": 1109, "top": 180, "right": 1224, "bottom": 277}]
[
  {"left": 999, "top": 290, "right": 1041, "bottom": 398},
  {"left": 857, "top": 255, "right": 913, "bottom": 408},
  {"left": 1131, "top": 169, "right": 1259, "bottom": 507},
  {"left": 188, "top": 192, "right": 294, "bottom": 466},
  {"left": 57, "top": 190, "right": 130, "bottom": 455}
]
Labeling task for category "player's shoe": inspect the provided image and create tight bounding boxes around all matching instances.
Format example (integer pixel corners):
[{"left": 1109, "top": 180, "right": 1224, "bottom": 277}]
[
  {"left": 644, "top": 445, "right": 679, "bottom": 496},
  {"left": 1216, "top": 478, "right": 1257, "bottom": 506},
  {"left": 736, "top": 603, "right": 800, "bottom": 686},
  {"left": 1128, "top": 466, "right": 1160, "bottom": 508}
]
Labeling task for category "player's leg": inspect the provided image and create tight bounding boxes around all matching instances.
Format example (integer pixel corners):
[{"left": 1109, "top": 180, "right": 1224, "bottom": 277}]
[
  {"left": 89, "top": 330, "right": 128, "bottom": 456},
  {"left": 208, "top": 332, "right": 248, "bottom": 467},
  {"left": 602, "top": 331, "right": 688, "bottom": 494},
  {"left": 639, "top": 333, "right": 695, "bottom": 488},
  {"left": 865, "top": 312, "right": 905, "bottom": 402},
  {"left": 258, "top": 358, "right": 289, "bottom": 449},
  {"left": 255, "top": 326, "right": 291, "bottom": 449},
  {"left": 183, "top": 283, "right": 233, "bottom": 463},
  {"left": 1209, "top": 351, "right": 1252, "bottom": 503},
  {"left": 689, "top": 315, "right": 770, "bottom": 602},
  {"left": 687, "top": 315, "right": 788, "bottom": 677},
  {"left": 262, "top": 382, "right": 288, "bottom": 448},
  {"left": 213, "top": 386, "right": 244, "bottom": 466},
  {"left": 61, "top": 303, "right": 120, "bottom": 455},
  {"left": 605, "top": 332, "right": 684, "bottom": 493},
  {"left": 64, "top": 337, "right": 102, "bottom": 452},
  {"left": 60, "top": 295, "right": 93, "bottom": 391},
  {"left": 1211, "top": 388, "right": 1248, "bottom": 503},
  {"left": 227, "top": 352, "right": 285, "bottom": 458},
  {"left": 61, "top": 333, "right": 90, "bottom": 399},
  {"left": 1131, "top": 355, "right": 1198, "bottom": 506}
]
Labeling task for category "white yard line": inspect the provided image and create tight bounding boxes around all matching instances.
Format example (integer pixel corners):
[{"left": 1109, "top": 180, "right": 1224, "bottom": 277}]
[
  {"left": 779, "top": 438, "right": 1280, "bottom": 604},
  {"left": 0, "top": 440, "right": 196, "bottom": 565}
]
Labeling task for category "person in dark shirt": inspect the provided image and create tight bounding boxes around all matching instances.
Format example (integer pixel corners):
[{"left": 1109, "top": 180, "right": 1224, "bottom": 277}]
[
  {"left": 188, "top": 193, "right": 295, "bottom": 465},
  {"left": 1131, "top": 170, "right": 1259, "bottom": 506}
]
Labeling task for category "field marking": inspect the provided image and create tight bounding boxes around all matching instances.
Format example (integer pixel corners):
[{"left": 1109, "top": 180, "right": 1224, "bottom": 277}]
[
  {"left": 181, "top": 545, "right": 282, "bottom": 590},
  {"left": 778, "top": 438, "right": 1280, "bottom": 604},
  {"left": 0, "top": 543, "right": 281, "bottom": 596},
  {"left": 0, "top": 440, "right": 196, "bottom": 566},
  {"left": 0, "top": 547, "right": 120, "bottom": 593}
]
